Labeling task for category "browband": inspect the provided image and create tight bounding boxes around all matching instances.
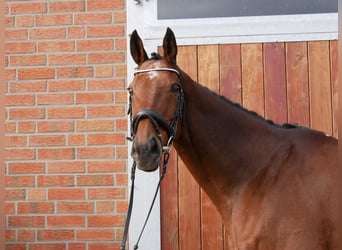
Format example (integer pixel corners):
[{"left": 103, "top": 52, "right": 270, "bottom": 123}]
[{"left": 134, "top": 67, "right": 180, "bottom": 77}]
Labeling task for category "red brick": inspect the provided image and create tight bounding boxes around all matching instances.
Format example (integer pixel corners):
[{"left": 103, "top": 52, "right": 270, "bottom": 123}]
[
  {"left": 74, "top": 13, "right": 112, "bottom": 24},
  {"left": 87, "top": 79, "right": 125, "bottom": 91},
  {"left": 5, "top": 149, "right": 35, "bottom": 160},
  {"left": 10, "top": 2, "right": 47, "bottom": 14},
  {"left": 116, "top": 146, "right": 128, "bottom": 159},
  {"left": 47, "top": 216, "right": 85, "bottom": 227},
  {"left": 77, "top": 175, "right": 113, "bottom": 186},
  {"left": 16, "top": 16, "right": 34, "bottom": 27},
  {"left": 37, "top": 121, "right": 74, "bottom": 133},
  {"left": 48, "top": 80, "right": 85, "bottom": 92},
  {"left": 69, "top": 243, "right": 86, "bottom": 250},
  {"left": 47, "top": 107, "right": 85, "bottom": 119},
  {"left": 88, "top": 243, "right": 121, "bottom": 250},
  {"left": 76, "top": 92, "right": 113, "bottom": 104},
  {"left": 116, "top": 173, "right": 128, "bottom": 186},
  {"left": 95, "top": 201, "right": 114, "bottom": 213},
  {"left": 37, "top": 175, "right": 74, "bottom": 187},
  {"left": 29, "top": 243, "right": 66, "bottom": 250},
  {"left": 27, "top": 189, "right": 46, "bottom": 201},
  {"left": 6, "top": 69, "right": 16, "bottom": 80},
  {"left": 88, "top": 215, "right": 125, "bottom": 227},
  {"left": 6, "top": 203, "right": 15, "bottom": 214},
  {"left": 6, "top": 42, "right": 35, "bottom": 54},
  {"left": 87, "top": 133, "right": 125, "bottom": 145},
  {"left": 8, "top": 216, "right": 45, "bottom": 227},
  {"left": 17, "top": 202, "right": 54, "bottom": 214},
  {"left": 5, "top": 229, "right": 15, "bottom": 241},
  {"left": 37, "top": 230, "right": 74, "bottom": 240},
  {"left": 57, "top": 66, "right": 93, "bottom": 78},
  {"left": 114, "top": 12, "right": 126, "bottom": 23},
  {"left": 10, "top": 81, "right": 47, "bottom": 93},
  {"left": 68, "top": 134, "right": 86, "bottom": 146},
  {"left": 76, "top": 229, "right": 114, "bottom": 240},
  {"left": 87, "top": 106, "right": 125, "bottom": 118},
  {"left": 56, "top": 202, "right": 94, "bottom": 213},
  {"left": 29, "top": 135, "right": 65, "bottom": 146},
  {"left": 47, "top": 161, "right": 85, "bottom": 173},
  {"left": 68, "top": 27, "right": 86, "bottom": 39},
  {"left": 115, "top": 38, "right": 126, "bottom": 50},
  {"left": 6, "top": 94, "right": 35, "bottom": 106},
  {"left": 88, "top": 160, "right": 126, "bottom": 173},
  {"left": 30, "top": 28, "right": 66, "bottom": 39},
  {"left": 8, "top": 162, "right": 45, "bottom": 174},
  {"left": 87, "top": 26, "right": 124, "bottom": 38},
  {"left": 48, "top": 53, "right": 86, "bottom": 66},
  {"left": 76, "top": 120, "right": 114, "bottom": 132},
  {"left": 5, "top": 244, "right": 26, "bottom": 250},
  {"left": 6, "top": 16, "right": 14, "bottom": 27},
  {"left": 5, "top": 29, "right": 28, "bottom": 40},
  {"left": 5, "top": 122, "right": 17, "bottom": 133},
  {"left": 6, "top": 135, "right": 27, "bottom": 147},
  {"left": 5, "top": 189, "right": 25, "bottom": 200},
  {"left": 87, "top": 0, "right": 124, "bottom": 10},
  {"left": 38, "top": 148, "right": 75, "bottom": 160},
  {"left": 9, "top": 108, "right": 45, "bottom": 120},
  {"left": 36, "top": 14, "right": 72, "bottom": 26},
  {"left": 48, "top": 188, "right": 85, "bottom": 200},
  {"left": 6, "top": 176, "right": 35, "bottom": 187},
  {"left": 95, "top": 65, "right": 113, "bottom": 78},
  {"left": 88, "top": 52, "right": 124, "bottom": 64},
  {"left": 38, "top": 41, "right": 75, "bottom": 52},
  {"left": 77, "top": 147, "right": 114, "bottom": 159},
  {"left": 77, "top": 39, "right": 113, "bottom": 51},
  {"left": 116, "top": 200, "right": 128, "bottom": 213},
  {"left": 18, "top": 68, "right": 55, "bottom": 80},
  {"left": 88, "top": 188, "right": 125, "bottom": 199},
  {"left": 49, "top": 1, "right": 85, "bottom": 12},
  {"left": 18, "top": 230, "right": 35, "bottom": 241},
  {"left": 10, "top": 55, "right": 46, "bottom": 66},
  {"left": 115, "top": 64, "right": 127, "bottom": 77},
  {"left": 37, "top": 93, "right": 74, "bottom": 105},
  {"left": 115, "top": 91, "right": 127, "bottom": 103}
]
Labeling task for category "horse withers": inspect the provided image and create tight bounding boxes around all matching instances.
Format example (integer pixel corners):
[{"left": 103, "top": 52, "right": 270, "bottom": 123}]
[{"left": 128, "top": 28, "right": 340, "bottom": 249}]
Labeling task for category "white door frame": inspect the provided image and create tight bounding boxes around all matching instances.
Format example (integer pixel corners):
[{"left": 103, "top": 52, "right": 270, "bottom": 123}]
[{"left": 127, "top": 1, "right": 337, "bottom": 249}]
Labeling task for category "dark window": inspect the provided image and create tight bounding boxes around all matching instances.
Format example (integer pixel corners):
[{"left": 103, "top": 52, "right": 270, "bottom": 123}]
[{"left": 158, "top": 0, "right": 337, "bottom": 19}]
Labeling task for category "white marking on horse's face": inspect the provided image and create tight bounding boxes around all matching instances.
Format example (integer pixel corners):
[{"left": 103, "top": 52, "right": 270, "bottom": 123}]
[{"left": 148, "top": 70, "right": 159, "bottom": 80}]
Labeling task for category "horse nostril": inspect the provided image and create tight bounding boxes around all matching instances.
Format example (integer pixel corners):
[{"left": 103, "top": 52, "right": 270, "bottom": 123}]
[
  {"left": 149, "top": 137, "right": 160, "bottom": 154},
  {"left": 132, "top": 137, "right": 161, "bottom": 156}
]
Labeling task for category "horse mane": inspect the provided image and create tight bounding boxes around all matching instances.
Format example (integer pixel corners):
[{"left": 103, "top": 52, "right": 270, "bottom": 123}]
[
  {"left": 149, "top": 52, "right": 297, "bottom": 129},
  {"left": 200, "top": 84, "right": 298, "bottom": 129}
]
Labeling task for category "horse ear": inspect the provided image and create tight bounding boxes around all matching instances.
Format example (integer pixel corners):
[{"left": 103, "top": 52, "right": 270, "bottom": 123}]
[
  {"left": 162, "top": 27, "right": 177, "bottom": 65},
  {"left": 130, "top": 30, "right": 148, "bottom": 65}
]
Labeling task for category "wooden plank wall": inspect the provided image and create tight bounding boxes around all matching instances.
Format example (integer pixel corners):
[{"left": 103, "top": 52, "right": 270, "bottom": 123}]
[{"left": 160, "top": 40, "right": 338, "bottom": 250}]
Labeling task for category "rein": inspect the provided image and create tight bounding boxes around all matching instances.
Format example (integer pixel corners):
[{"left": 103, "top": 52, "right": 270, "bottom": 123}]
[{"left": 120, "top": 67, "right": 184, "bottom": 250}]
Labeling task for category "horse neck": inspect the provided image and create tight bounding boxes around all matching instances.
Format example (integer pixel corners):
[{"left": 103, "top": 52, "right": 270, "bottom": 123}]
[{"left": 174, "top": 71, "right": 281, "bottom": 211}]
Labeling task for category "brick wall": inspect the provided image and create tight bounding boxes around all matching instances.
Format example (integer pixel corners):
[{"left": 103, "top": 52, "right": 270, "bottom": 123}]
[{"left": 5, "top": 1, "right": 128, "bottom": 249}]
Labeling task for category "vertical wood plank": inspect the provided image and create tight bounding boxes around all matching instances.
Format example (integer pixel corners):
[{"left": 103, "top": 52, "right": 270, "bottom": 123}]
[
  {"left": 198, "top": 44, "right": 224, "bottom": 250},
  {"left": 241, "top": 44, "right": 264, "bottom": 116},
  {"left": 308, "top": 41, "right": 332, "bottom": 135},
  {"left": 263, "top": 42, "right": 287, "bottom": 124},
  {"left": 177, "top": 45, "right": 202, "bottom": 250},
  {"left": 329, "top": 40, "right": 338, "bottom": 138},
  {"left": 160, "top": 148, "right": 179, "bottom": 250},
  {"left": 286, "top": 42, "right": 310, "bottom": 127},
  {"left": 219, "top": 44, "right": 242, "bottom": 104}
]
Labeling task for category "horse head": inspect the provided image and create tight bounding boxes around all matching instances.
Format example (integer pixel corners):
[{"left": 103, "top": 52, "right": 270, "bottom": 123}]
[{"left": 128, "top": 28, "right": 184, "bottom": 172}]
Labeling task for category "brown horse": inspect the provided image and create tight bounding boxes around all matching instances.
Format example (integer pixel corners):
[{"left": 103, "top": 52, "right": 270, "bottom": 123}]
[{"left": 128, "top": 28, "right": 340, "bottom": 249}]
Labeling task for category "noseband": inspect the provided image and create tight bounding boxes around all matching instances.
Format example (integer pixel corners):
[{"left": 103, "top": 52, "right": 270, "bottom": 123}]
[
  {"left": 127, "top": 67, "right": 184, "bottom": 152},
  {"left": 121, "top": 67, "right": 184, "bottom": 250}
]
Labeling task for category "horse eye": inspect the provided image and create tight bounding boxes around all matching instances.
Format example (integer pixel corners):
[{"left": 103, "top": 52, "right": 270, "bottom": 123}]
[
  {"left": 127, "top": 87, "right": 133, "bottom": 96},
  {"left": 171, "top": 84, "right": 181, "bottom": 94}
]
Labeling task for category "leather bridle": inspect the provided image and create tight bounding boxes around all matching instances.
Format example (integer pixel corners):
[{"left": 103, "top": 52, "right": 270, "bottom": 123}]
[{"left": 120, "top": 67, "right": 184, "bottom": 250}]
